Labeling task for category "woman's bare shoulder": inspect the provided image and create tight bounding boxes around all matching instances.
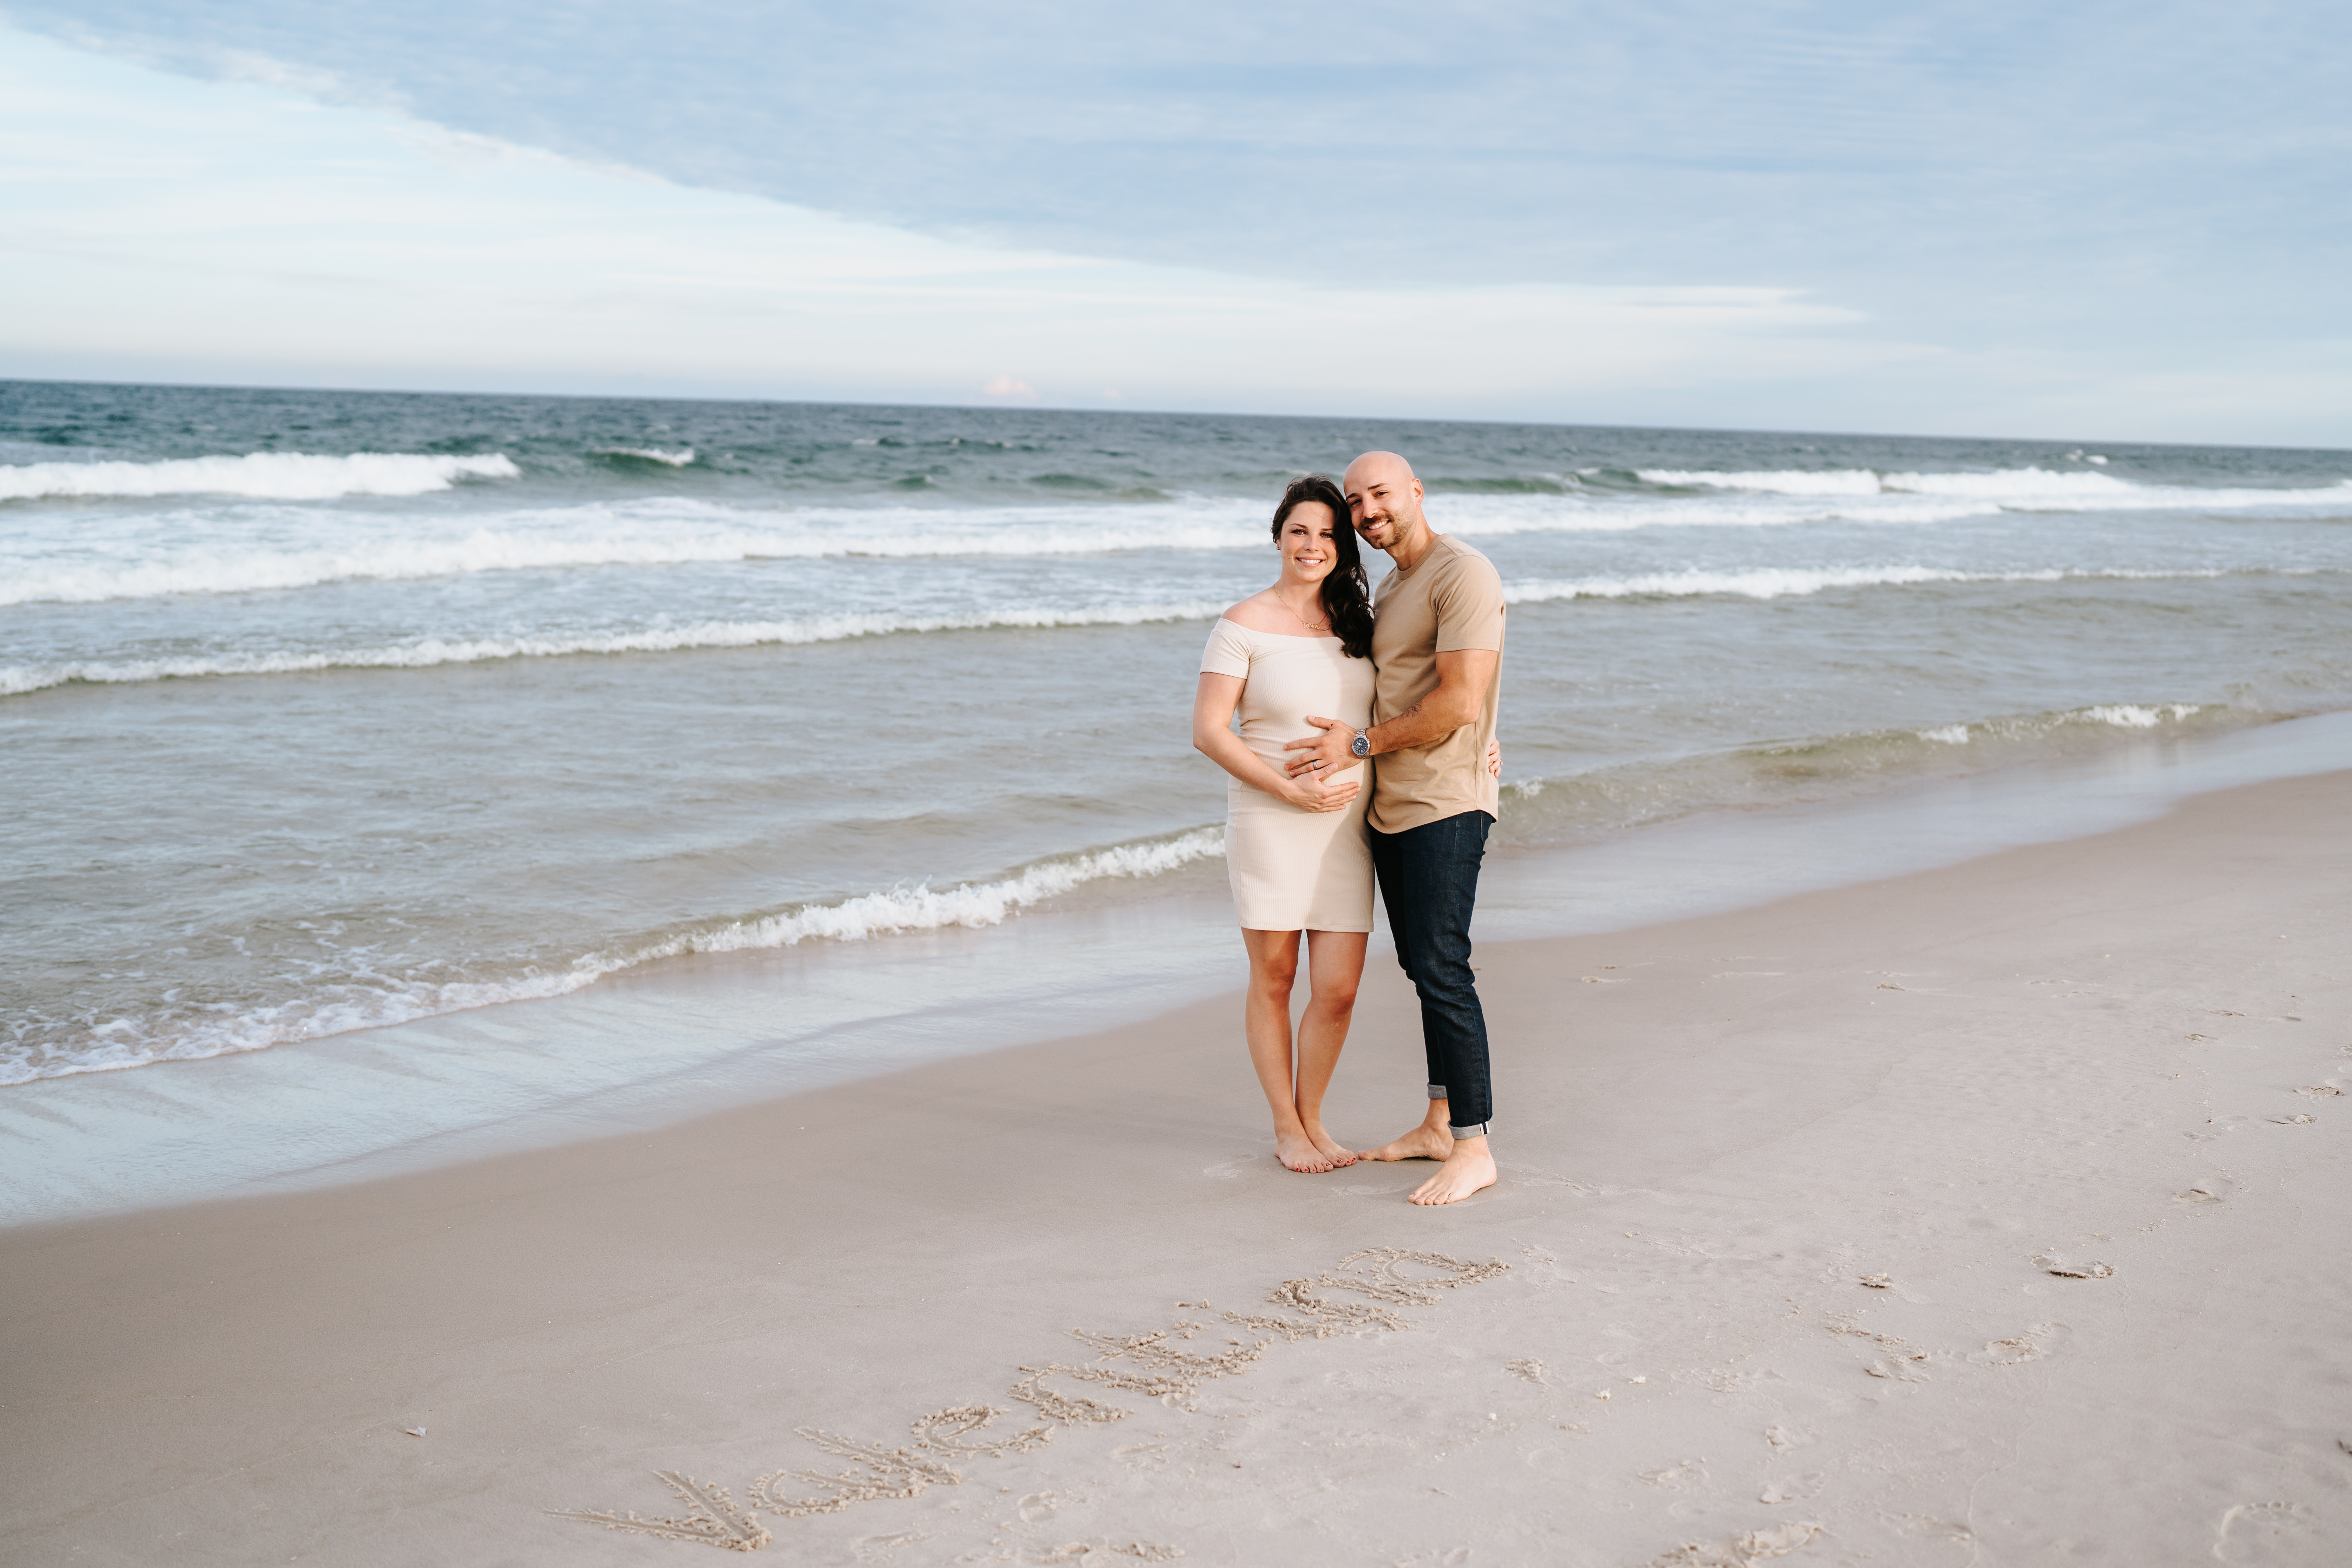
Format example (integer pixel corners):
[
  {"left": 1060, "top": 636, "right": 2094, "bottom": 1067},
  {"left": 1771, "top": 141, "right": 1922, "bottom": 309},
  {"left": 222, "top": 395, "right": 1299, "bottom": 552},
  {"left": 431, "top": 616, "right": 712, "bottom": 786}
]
[{"left": 1220, "top": 592, "right": 1289, "bottom": 633}]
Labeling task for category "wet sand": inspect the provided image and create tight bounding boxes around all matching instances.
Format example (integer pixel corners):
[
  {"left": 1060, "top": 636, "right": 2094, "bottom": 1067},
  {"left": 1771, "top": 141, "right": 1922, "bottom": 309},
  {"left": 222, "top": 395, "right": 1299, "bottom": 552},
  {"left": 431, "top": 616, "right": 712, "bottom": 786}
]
[{"left": 3, "top": 771, "right": 2346, "bottom": 1566}]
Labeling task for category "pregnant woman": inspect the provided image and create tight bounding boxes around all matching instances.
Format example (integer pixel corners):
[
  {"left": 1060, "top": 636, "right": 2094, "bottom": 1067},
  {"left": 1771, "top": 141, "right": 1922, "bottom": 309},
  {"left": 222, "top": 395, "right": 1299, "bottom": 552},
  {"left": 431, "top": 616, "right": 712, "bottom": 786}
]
[{"left": 1192, "top": 476, "right": 1378, "bottom": 1173}]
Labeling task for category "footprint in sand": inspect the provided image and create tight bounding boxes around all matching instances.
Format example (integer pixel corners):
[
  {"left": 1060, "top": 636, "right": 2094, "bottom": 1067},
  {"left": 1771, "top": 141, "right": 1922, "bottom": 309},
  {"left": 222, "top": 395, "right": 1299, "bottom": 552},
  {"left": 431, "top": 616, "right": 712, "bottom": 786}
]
[
  {"left": 1511, "top": 1170, "right": 1601, "bottom": 1191},
  {"left": 1639, "top": 1459, "right": 1706, "bottom": 1489},
  {"left": 2032, "top": 1254, "right": 2114, "bottom": 1279},
  {"left": 2214, "top": 1501, "right": 2314, "bottom": 1565},
  {"left": 1029, "top": 1540, "right": 1183, "bottom": 1563},
  {"left": 1110, "top": 1442, "right": 1171, "bottom": 1471},
  {"left": 1758, "top": 1473, "right": 1824, "bottom": 1505},
  {"left": 1639, "top": 1520, "right": 1821, "bottom": 1568},
  {"left": 1018, "top": 1492, "right": 1068, "bottom": 1523},
  {"left": 1970, "top": 1322, "right": 2068, "bottom": 1366},
  {"left": 2176, "top": 1178, "right": 2234, "bottom": 1204},
  {"left": 1759, "top": 1476, "right": 1825, "bottom": 1504},
  {"left": 1506, "top": 1358, "right": 1548, "bottom": 1386}
]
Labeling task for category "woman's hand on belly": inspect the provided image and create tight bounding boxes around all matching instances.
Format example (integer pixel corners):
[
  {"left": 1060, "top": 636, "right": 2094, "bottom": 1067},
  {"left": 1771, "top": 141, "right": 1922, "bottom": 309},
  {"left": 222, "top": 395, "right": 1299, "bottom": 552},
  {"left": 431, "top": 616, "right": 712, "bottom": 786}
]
[{"left": 1270, "top": 760, "right": 1361, "bottom": 813}]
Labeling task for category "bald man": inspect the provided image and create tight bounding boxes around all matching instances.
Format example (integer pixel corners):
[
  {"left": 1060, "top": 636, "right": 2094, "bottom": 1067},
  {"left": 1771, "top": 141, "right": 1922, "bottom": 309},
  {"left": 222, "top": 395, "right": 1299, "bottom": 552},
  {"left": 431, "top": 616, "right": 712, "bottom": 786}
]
[{"left": 1287, "top": 451, "right": 1504, "bottom": 1205}]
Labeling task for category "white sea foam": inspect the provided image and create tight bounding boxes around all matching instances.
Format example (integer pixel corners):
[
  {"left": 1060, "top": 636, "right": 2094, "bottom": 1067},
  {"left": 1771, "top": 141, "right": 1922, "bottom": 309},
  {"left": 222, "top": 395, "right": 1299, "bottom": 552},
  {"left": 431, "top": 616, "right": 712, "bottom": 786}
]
[
  {"left": 9, "top": 463, "right": 2345, "bottom": 606},
  {"left": 2077, "top": 702, "right": 2202, "bottom": 728},
  {"left": 641, "top": 828, "right": 1224, "bottom": 956},
  {"left": 1499, "top": 564, "right": 2238, "bottom": 604},
  {"left": 1903, "top": 704, "right": 2203, "bottom": 748},
  {"left": 600, "top": 446, "right": 696, "bottom": 465},
  {"left": 0, "top": 601, "right": 1230, "bottom": 695},
  {"left": 6, "top": 568, "right": 2301, "bottom": 696},
  {"left": 1635, "top": 466, "right": 2352, "bottom": 510},
  {"left": 1641, "top": 468, "right": 1889, "bottom": 496},
  {"left": 0, "top": 498, "right": 1271, "bottom": 606},
  {"left": 1508, "top": 565, "right": 1960, "bottom": 601},
  {"left": 0, "top": 827, "right": 1227, "bottom": 1085},
  {"left": 0, "top": 451, "right": 519, "bottom": 502}
]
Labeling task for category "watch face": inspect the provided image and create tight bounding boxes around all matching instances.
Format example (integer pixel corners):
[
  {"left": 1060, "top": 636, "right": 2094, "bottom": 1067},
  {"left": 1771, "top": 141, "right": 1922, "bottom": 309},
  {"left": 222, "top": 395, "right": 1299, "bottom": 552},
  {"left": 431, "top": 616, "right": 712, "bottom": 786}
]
[{"left": 1352, "top": 734, "right": 1370, "bottom": 757}]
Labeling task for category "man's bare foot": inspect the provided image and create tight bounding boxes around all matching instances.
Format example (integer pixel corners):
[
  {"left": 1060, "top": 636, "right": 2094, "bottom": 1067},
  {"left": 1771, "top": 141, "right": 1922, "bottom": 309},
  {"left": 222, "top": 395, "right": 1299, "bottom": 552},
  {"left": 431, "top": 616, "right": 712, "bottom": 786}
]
[
  {"left": 1275, "top": 1128, "right": 1336, "bottom": 1173},
  {"left": 1299, "top": 1120, "right": 1357, "bottom": 1169},
  {"left": 1409, "top": 1138, "right": 1497, "bottom": 1205},
  {"left": 1359, "top": 1123, "right": 1452, "bottom": 1163}
]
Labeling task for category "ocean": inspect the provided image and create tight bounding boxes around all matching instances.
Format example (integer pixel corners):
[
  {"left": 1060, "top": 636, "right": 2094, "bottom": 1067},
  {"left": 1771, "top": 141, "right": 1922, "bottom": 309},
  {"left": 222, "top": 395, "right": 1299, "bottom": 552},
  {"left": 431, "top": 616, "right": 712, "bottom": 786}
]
[{"left": 6, "top": 378, "right": 2350, "bottom": 1098}]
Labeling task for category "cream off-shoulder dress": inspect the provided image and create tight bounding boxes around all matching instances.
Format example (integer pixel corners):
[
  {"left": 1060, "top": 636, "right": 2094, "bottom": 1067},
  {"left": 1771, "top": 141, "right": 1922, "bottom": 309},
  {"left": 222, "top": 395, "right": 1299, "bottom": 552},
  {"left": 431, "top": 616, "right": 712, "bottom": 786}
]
[{"left": 1199, "top": 617, "right": 1377, "bottom": 931}]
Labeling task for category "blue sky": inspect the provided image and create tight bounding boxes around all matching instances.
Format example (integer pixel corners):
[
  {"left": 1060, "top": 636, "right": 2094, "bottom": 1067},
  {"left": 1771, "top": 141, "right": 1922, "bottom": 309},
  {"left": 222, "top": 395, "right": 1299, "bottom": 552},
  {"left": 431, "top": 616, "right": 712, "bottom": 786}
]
[{"left": 2, "top": 2, "right": 2346, "bottom": 442}]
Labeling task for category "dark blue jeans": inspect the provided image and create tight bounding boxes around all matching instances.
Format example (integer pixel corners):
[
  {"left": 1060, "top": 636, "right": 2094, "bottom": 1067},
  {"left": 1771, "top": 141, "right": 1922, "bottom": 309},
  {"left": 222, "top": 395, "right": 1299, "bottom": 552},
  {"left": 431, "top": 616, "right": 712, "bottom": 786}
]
[{"left": 1367, "top": 809, "right": 1493, "bottom": 1136}]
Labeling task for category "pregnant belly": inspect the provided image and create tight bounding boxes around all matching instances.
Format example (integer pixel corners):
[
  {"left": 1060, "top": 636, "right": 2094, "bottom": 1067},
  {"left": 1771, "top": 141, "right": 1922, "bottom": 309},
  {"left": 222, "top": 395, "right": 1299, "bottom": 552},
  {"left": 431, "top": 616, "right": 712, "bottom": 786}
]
[{"left": 1231, "top": 750, "right": 1365, "bottom": 800}]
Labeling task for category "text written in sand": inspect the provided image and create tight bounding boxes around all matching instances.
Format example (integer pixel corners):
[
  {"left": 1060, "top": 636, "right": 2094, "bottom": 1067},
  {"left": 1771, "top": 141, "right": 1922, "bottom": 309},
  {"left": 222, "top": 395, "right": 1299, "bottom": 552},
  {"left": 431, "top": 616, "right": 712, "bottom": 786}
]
[{"left": 548, "top": 1247, "right": 1508, "bottom": 1553}]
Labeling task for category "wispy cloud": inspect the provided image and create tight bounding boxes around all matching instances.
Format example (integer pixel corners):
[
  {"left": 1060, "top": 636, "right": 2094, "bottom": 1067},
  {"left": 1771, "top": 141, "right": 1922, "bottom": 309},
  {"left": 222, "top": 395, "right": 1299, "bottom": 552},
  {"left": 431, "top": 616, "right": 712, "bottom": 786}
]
[
  {"left": 0, "top": 32, "right": 1905, "bottom": 421},
  {"left": 1, "top": 6, "right": 2346, "bottom": 443}
]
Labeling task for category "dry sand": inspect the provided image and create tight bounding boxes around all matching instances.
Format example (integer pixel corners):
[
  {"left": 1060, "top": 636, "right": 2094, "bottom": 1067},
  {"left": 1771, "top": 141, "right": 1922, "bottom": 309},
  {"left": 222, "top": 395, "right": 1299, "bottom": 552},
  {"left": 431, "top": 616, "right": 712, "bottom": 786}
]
[{"left": 3, "top": 771, "right": 2347, "bottom": 1567}]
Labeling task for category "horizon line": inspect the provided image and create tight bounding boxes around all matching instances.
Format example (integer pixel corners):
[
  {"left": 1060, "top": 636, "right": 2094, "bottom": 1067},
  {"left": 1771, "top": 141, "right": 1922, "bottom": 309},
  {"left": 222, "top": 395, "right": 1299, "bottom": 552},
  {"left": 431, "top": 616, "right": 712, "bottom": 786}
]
[{"left": 3, "top": 373, "right": 2348, "bottom": 459}]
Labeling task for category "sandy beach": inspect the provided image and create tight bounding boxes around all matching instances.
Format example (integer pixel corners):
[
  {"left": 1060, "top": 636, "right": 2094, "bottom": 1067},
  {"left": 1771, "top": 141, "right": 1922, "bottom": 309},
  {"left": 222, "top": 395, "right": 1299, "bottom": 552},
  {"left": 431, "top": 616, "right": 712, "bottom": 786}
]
[{"left": 4, "top": 769, "right": 2346, "bottom": 1566}]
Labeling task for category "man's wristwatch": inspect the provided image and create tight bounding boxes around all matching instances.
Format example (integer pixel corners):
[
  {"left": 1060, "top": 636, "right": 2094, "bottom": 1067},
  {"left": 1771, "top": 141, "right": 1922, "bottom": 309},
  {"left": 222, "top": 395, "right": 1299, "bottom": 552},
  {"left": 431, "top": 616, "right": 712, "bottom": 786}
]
[{"left": 1350, "top": 728, "right": 1372, "bottom": 759}]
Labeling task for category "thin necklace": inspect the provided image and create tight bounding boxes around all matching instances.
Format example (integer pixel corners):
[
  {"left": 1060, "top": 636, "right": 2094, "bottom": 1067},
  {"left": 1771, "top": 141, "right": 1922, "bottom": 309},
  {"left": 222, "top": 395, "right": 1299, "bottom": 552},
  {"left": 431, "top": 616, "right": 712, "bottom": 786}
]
[{"left": 1281, "top": 591, "right": 1328, "bottom": 633}]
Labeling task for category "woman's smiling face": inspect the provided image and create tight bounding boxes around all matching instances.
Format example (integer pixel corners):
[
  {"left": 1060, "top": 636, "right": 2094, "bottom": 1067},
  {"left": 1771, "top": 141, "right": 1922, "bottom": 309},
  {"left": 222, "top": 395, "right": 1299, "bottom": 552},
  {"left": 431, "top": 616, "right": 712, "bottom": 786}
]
[{"left": 1279, "top": 501, "right": 1341, "bottom": 584}]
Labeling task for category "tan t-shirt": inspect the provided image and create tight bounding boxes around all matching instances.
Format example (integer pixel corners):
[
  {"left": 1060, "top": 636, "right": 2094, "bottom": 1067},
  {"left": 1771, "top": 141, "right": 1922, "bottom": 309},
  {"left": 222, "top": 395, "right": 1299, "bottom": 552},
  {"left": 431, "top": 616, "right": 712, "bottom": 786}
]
[{"left": 1369, "top": 533, "right": 1505, "bottom": 833}]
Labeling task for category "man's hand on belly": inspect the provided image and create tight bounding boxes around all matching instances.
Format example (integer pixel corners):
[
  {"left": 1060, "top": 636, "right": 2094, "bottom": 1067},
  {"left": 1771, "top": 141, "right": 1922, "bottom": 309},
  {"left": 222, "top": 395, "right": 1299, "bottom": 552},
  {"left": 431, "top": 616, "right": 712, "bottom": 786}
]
[{"left": 1283, "top": 715, "right": 1359, "bottom": 780}]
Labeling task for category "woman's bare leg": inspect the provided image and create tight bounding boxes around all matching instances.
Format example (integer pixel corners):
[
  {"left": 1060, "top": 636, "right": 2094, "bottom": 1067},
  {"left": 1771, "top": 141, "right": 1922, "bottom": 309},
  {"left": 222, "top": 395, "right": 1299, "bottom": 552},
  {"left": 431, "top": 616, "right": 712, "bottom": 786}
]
[
  {"left": 1294, "top": 930, "right": 1367, "bottom": 1167},
  {"left": 1240, "top": 928, "right": 1332, "bottom": 1172}
]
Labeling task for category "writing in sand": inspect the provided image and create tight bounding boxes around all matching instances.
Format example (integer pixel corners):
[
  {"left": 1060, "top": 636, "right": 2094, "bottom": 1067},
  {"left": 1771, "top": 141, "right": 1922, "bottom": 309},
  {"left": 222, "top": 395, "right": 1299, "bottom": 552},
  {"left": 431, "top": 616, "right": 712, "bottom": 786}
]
[{"left": 549, "top": 1247, "right": 1508, "bottom": 1554}]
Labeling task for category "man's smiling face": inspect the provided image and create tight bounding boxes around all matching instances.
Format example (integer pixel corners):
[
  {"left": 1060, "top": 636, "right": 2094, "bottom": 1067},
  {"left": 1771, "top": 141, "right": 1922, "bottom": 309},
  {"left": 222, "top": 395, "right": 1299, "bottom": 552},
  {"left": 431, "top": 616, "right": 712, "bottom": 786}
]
[{"left": 1343, "top": 451, "right": 1425, "bottom": 553}]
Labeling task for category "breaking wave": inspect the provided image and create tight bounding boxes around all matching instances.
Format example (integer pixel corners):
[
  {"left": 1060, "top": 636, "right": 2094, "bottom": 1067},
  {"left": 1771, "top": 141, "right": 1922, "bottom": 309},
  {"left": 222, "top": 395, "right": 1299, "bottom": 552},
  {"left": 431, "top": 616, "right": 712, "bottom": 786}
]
[
  {"left": 11, "top": 568, "right": 2324, "bottom": 696},
  {"left": 0, "top": 601, "right": 1228, "bottom": 695},
  {"left": 597, "top": 446, "right": 697, "bottom": 466},
  {"left": 643, "top": 828, "right": 1224, "bottom": 956},
  {"left": 2, "top": 693, "right": 2290, "bottom": 1086},
  {"left": 11, "top": 463, "right": 2351, "bottom": 606},
  {"left": 0, "top": 499, "right": 1268, "bottom": 605},
  {"left": 1497, "top": 564, "right": 2285, "bottom": 604},
  {"left": 0, "top": 827, "right": 1225, "bottom": 1085},
  {"left": 1634, "top": 466, "right": 2352, "bottom": 510},
  {"left": 0, "top": 451, "right": 519, "bottom": 503}
]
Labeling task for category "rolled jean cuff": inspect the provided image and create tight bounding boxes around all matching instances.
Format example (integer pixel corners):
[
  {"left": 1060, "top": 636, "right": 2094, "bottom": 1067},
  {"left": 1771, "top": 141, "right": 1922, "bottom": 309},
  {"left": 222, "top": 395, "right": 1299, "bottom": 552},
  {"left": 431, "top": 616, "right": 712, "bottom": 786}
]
[
  {"left": 1449, "top": 1120, "right": 1491, "bottom": 1140},
  {"left": 1427, "top": 1083, "right": 1448, "bottom": 1100}
]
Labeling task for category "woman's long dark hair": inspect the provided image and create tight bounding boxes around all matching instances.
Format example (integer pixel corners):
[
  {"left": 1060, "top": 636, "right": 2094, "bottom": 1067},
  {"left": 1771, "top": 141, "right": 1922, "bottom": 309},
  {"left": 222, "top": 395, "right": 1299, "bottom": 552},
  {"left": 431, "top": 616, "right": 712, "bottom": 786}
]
[{"left": 1270, "top": 475, "right": 1374, "bottom": 659}]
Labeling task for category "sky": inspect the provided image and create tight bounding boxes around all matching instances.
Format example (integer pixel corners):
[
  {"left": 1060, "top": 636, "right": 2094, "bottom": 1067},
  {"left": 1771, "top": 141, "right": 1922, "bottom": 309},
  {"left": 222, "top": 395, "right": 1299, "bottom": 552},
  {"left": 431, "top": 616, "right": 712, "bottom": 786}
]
[{"left": 2, "top": 2, "right": 2346, "bottom": 443}]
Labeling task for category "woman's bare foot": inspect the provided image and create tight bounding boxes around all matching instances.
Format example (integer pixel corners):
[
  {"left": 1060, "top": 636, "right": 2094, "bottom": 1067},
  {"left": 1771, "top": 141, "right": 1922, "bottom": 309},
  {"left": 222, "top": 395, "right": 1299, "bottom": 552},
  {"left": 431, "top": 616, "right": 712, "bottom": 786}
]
[
  {"left": 1300, "top": 1119, "right": 1357, "bottom": 1169},
  {"left": 1359, "top": 1123, "right": 1452, "bottom": 1163},
  {"left": 1408, "top": 1136, "right": 1497, "bottom": 1205},
  {"left": 1275, "top": 1128, "right": 1336, "bottom": 1172}
]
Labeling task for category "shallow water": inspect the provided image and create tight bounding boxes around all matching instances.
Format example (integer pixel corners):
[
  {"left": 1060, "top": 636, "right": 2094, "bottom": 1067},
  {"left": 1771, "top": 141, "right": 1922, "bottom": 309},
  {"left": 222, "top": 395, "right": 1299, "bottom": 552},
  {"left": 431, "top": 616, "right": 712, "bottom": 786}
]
[
  {"left": 4, "top": 380, "right": 2350, "bottom": 1088},
  {"left": 6, "top": 707, "right": 2346, "bottom": 1227}
]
